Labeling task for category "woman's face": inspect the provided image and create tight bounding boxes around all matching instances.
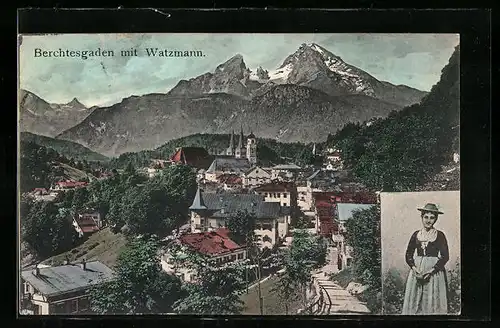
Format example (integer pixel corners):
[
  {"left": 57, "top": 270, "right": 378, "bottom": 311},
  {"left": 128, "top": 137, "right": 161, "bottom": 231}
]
[{"left": 421, "top": 212, "right": 437, "bottom": 229}]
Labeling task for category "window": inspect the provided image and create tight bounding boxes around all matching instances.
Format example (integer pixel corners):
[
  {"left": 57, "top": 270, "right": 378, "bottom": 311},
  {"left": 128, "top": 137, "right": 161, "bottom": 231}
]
[
  {"left": 70, "top": 299, "right": 78, "bottom": 313},
  {"left": 263, "top": 235, "right": 272, "bottom": 243},
  {"left": 264, "top": 193, "right": 268, "bottom": 197},
  {"left": 237, "top": 253, "right": 243, "bottom": 259},
  {"left": 79, "top": 297, "right": 89, "bottom": 311},
  {"left": 283, "top": 193, "right": 287, "bottom": 198},
  {"left": 24, "top": 283, "right": 29, "bottom": 293},
  {"left": 231, "top": 255, "right": 236, "bottom": 261},
  {"left": 53, "top": 302, "right": 65, "bottom": 314}
]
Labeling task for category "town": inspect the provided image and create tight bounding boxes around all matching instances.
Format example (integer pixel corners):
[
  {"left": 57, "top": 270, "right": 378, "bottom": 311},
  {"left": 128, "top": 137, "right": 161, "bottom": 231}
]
[{"left": 19, "top": 129, "right": 381, "bottom": 315}]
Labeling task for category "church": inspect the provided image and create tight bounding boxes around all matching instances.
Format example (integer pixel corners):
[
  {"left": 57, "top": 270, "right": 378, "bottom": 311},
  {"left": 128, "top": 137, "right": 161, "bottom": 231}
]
[
  {"left": 225, "top": 127, "right": 257, "bottom": 165},
  {"left": 204, "top": 128, "right": 258, "bottom": 183}
]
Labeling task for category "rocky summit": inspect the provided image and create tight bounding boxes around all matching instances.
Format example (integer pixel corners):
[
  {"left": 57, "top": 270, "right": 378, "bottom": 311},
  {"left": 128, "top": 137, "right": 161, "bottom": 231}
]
[{"left": 21, "top": 43, "right": 428, "bottom": 157}]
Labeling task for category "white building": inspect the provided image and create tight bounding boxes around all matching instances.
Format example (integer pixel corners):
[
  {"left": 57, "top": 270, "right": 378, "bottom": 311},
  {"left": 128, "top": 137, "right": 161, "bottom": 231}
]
[
  {"left": 243, "top": 166, "right": 272, "bottom": 187},
  {"left": 161, "top": 228, "right": 247, "bottom": 282},
  {"left": 188, "top": 188, "right": 287, "bottom": 249},
  {"left": 20, "top": 261, "right": 114, "bottom": 315}
]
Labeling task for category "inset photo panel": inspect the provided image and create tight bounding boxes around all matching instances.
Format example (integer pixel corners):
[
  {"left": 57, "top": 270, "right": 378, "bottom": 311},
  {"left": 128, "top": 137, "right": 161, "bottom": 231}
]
[{"left": 380, "top": 191, "right": 460, "bottom": 315}]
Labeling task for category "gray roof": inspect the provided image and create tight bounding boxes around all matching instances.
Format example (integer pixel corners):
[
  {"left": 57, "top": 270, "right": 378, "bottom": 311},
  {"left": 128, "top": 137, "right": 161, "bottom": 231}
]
[
  {"left": 21, "top": 261, "right": 114, "bottom": 297},
  {"left": 272, "top": 164, "right": 302, "bottom": 170},
  {"left": 336, "top": 203, "right": 376, "bottom": 221},
  {"left": 189, "top": 188, "right": 208, "bottom": 210},
  {"left": 307, "top": 170, "right": 321, "bottom": 180},
  {"left": 196, "top": 192, "right": 281, "bottom": 219},
  {"left": 206, "top": 157, "right": 251, "bottom": 174}
]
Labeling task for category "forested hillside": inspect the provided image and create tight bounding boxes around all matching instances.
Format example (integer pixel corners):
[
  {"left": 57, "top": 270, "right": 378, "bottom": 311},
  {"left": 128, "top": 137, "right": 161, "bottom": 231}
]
[
  {"left": 19, "top": 141, "right": 97, "bottom": 192},
  {"left": 109, "top": 133, "right": 320, "bottom": 169},
  {"left": 328, "top": 45, "right": 459, "bottom": 192},
  {"left": 21, "top": 132, "right": 109, "bottom": 162}
]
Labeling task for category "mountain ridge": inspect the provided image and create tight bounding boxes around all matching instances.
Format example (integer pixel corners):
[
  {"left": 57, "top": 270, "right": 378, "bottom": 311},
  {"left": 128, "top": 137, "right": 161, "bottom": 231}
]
[{"left": 22, "top": 43, "right": 429, "bottom": 157}]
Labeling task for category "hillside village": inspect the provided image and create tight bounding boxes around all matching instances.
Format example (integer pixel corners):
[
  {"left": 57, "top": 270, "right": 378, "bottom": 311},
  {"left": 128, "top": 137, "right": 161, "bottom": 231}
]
[
  {"left": 19, "top": 39, "right": 460, "bottom": 316},
  {"left": 19, "top": 126, "right": 389, "bottom": 315}
]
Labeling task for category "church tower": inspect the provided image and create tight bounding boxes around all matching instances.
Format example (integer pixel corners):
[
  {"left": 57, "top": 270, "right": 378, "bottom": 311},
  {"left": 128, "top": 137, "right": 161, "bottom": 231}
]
[
  {"left": 246, "top": 131, "right": 257, "bottom": 165},
  {"left": 235, "top": 125, "right": 246, "bottom": 158},
  {"left": 226, "top": 130, "right": 236, "bottom": 156}
]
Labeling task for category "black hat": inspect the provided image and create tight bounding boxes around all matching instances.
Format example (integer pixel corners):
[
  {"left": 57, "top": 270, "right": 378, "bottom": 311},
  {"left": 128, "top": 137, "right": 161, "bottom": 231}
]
[{"left": 417, "top": 203, "right": 444, "bottom": 214}]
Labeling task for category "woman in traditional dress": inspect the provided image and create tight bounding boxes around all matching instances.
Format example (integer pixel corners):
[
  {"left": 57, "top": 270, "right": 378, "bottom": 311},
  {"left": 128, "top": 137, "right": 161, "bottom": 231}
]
[{"left": 402, "top": 203, "right": 449, "bottom": 315}]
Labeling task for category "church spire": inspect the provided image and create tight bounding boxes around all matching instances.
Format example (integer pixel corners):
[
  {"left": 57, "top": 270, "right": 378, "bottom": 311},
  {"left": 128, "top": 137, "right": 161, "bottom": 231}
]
[
  {"left": 226, "top": 130, "right": 236, "bottom": 156},
  {"left": 229, "top": 130, "right": 235, "bottom": 149},
  {"left": 237, "top": 124, "right": 244, "bottom": 150}
]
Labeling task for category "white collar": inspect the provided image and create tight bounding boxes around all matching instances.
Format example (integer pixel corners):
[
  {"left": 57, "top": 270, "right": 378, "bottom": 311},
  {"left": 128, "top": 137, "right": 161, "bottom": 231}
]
[{"left": 417, "top": 228, "right": 438, "bottom": 243}]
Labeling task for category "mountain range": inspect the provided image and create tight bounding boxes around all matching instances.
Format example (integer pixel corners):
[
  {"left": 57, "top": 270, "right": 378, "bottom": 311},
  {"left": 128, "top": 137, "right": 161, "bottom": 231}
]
[
  {"left": 20, "top": 43, "right": 428, "bottom": 157},
  {"left": 19, "top": 89, "right": 96, "bottom": 137}
]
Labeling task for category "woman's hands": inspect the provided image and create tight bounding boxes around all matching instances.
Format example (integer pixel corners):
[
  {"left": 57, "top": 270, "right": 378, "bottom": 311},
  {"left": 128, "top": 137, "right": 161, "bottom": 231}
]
[
  {"left": 412, "top": 266, "right": 422, "bottom": 280},
  {"left": 413, "top": 266, "right": 435, "bottom": 282},
  {"left": 421, "top": 268, "right": 435, "bottom": 281}
]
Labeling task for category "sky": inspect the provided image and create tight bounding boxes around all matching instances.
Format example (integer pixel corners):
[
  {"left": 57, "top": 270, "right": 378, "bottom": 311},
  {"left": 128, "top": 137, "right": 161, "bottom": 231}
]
[{"left": 19, "top": 33, "right": 459, "bottom": 107}]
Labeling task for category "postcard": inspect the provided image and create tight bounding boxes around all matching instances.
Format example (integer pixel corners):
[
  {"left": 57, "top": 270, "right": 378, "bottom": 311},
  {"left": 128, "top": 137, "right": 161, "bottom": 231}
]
[{"left": 18, "top": 32, "right": 460, "bottom": 316}]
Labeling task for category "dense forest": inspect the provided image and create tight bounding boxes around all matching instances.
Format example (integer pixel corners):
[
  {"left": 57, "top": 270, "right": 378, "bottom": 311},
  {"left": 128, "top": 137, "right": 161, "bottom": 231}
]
[
  {"left": 20, "top": 163, "right": 198, "bottom": 261},
  {"left": 19, "top": 141, "right": 103, "bottom": 192},
  {"left": 21, "top": 132, "right": 109, "bottom": 162},
  {"left": 327, "top": 45, "right": 459, "bottom": 192},
  {"left": 109, "top": 133, "right": 323, "bottom": 169}
]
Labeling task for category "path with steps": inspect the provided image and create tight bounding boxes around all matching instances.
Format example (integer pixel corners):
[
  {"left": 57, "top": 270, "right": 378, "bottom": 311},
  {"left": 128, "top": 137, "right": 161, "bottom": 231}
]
[
  {"left": 312, "top": 272, "right": 370, "bottom": 314},
  {"left": 304, "top": 246, "right": 370, "bottom": 315}
]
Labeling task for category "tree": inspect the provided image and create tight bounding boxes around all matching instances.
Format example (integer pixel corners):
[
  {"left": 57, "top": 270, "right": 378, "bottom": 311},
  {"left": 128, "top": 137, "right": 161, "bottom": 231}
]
[
  {"left": 344, "top": 204, "right": 382, "bottom": 312},
  {"left": 270, "top": 250, "right": 300, "bottom": 315},
  {"left": 153, "top": 164, "right": 197, "bottom": 226},
  {"left": 275, "top": 229, "right": 327, "bottom": 311},
  {"left": 226, "top": 209, "right": 257, "bottom": 246},
  {"left": 71, "top": 187, "right": 90, "bottom": 212},
  {"left": 89, "top": 237, "right": 183, "bottom": 314},
  {"left": 170, "top": 246, "right": 247, "bottom": 315},
  {"left": 21, "top": 201, "right": 79, "bottom": 258}
]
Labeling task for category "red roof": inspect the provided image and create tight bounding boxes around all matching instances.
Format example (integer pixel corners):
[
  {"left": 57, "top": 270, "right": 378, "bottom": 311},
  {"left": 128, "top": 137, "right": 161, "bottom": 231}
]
[
  {"left": 169, "top": 147, "right": 212, "bottom": 169},
  {"left": 319, "top": 220, "right": 338, "bottom": 236},
  {"left": 217, "top": 174, "right": 242, "bottom": 185},
  {"left": 75, "top": 216, "right": 99, "bottom": 233},
  {"left": 312, "top": 191, "right": 376, "bottom": 205},
  {"left": 179, "top": 229, "right": 242, "bottom": 256},
  {"left": 56, "top": 181, "right": 88, "bottom": 188},
  {"left": 254, "top": 182, "right": 296, "bottom": 192}
]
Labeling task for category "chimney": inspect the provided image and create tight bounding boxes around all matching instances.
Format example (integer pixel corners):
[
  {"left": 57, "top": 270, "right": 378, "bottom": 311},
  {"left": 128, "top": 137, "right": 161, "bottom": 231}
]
[{"left": 81, "top": 258, "right": 87, "bottom": 270}]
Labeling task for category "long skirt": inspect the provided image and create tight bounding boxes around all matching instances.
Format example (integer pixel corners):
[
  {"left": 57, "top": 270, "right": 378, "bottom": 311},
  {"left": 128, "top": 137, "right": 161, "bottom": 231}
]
[{"left": 402, "top": 256, "right": 448, "bottom": 315}]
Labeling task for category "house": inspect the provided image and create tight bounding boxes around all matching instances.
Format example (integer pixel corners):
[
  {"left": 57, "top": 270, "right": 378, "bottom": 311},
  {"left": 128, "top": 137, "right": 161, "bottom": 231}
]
[
  {"left": 314, "top": 201, "right": 338, "bottom": 238},
  {"left": 72, "top": 215, "right": 100, "bottom": 238},
  {"left": 243, "top": 166, "right": 272, "bottom": 187},
  {"left": 217, "top": 174, "right": 243, "bottom": 190},
  {"left": 169, "top": 147, "right": 214, "bottom": 171},
  {"left": 253, "top": 182, "right": 298, "bottom": 208},
  {"left": 270, "top": 164, "right": 302, "bottom": 181},
  {"left": 161, "top": 228, "right": 246, "bottom": 282},
  {"left": 20, "top": 260, "right": 114, "bottom": 315},
  {"left": 189, "top": 188, "right": 286, "bottom": 249},
  {"left": 51, "top": 180, "right": 88, "bottom": 191},
  {"left": 324, "top": 148, "right": 343, "bottom": 170},
  {"left": 204, "top": 157, "right": 252, "bottom": 182},
  {"left": 253, "top": 182, "right": 298, "bottom": 237}
]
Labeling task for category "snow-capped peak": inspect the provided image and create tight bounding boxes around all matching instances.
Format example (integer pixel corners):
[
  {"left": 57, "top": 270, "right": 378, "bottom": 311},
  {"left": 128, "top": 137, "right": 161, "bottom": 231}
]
[{"left": 267, "top": 63, "right": 293, "bottom": 83}]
